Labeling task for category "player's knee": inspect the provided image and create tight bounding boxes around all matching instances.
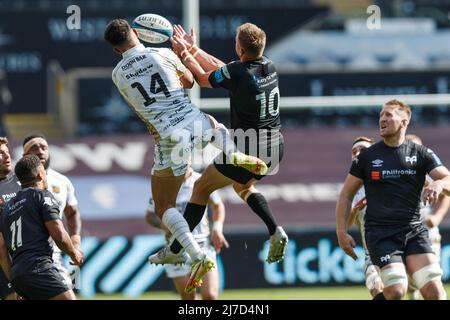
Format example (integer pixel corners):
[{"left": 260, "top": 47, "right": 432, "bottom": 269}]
[
  {"left": 380, "top": 264, "right": 408, "bottom": 299},
  {"left": 193, "top": 177, "right": 214, "bottom": 196},
  {"left": 365, "top": 265, "right": 383, "bottom": 297},
  {"left": 232, "top": 183, "right": 256, "bottom": 201},
  {"left": 412, "top": 263, "right": 444, "bottom": 295},
  {"left": 420, "top": 280, "right": 446, "bottom": 300}
]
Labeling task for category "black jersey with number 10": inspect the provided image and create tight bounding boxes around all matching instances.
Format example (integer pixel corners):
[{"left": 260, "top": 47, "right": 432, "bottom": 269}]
[{"left": 208, "top": 56, "right": 281, "bottom": 136}]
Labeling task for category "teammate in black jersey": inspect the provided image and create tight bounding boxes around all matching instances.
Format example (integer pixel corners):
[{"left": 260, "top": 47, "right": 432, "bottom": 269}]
[
  {"left": 0, "top": 155, "right": 83, "bottom": 300},
  {"left": 336, "top": 99, "right": 450, "bottom": 300},
  {"left": 153, "top": 23, "right": 288, "bottom": 269},
  {"left": 0, "top": 137, "right": 19, "bottom": 300}
]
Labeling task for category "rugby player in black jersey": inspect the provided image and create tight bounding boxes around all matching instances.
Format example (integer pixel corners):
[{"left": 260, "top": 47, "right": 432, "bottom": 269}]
[
  {"left": 150, "top": 23, "right": 288, "bottom": 281},
  {"left": 0, "top": 137, "right": 19, "bottom": 300},
  {"left": 336, "top": 99, "right": 450, "bottom": 300},
  {"left": 0, "top": 155, "right": 83, "bottom": 300}
]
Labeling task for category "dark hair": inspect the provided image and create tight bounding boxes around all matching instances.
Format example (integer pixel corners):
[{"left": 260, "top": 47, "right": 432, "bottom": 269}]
[
  {"left": 23, "top": 134, "right": 47, "bottom": 147},
  {"left": 104, "top": 18, "right": 132, "bottom": 47},
  {"left": 0, "top": 136, "right": 8, "bottom": 146},
  {"left": 352, "top": 136, "right": 375, "bottom": 147},
  {"left": 15, "top": 154, "right": 42, "bottom": 185}
]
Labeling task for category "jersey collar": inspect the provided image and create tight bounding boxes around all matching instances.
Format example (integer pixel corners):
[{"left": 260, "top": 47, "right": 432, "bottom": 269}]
[{"left": 122, "top": 43, "right": 145, "bottom": 59}]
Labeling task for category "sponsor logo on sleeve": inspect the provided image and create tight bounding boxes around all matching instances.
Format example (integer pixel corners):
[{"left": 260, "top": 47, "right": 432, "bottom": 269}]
[{"left": 214, "top": 69, "right": 225, "bottom": 83}]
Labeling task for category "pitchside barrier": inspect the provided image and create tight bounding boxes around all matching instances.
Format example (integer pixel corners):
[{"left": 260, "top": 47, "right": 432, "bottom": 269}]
[{"left": 70, "top": 226, "right": 450, "bottom": 298}]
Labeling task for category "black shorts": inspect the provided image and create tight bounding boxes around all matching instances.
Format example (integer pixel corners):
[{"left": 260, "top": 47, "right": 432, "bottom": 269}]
[
  {"left": 0, "top": 269, "right": 14, "bottom": 299},
  {"left": 11, "top": 261, "right": 71, "bottom": 300},
  {"left": 214, "top": 134, "right": 284, "bottom": 185},
  {"left": 365, "top": 223, "right": 434, "bottom": 268}
]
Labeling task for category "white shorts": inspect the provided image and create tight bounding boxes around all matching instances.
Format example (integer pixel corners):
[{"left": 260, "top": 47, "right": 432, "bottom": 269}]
[
  {"left": 53, "top": 252, "right": 73, "bottom": 290},
  {"left": 164, "top": 241, "right": 217, "bottom": 279},
  {"left": 152, "top": 112, "right": 214, "bottom": 177}
]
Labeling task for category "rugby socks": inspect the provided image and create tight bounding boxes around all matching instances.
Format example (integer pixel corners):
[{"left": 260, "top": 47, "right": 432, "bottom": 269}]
[
  {"left": 373, "top": 292, "right": 386, "bottom": 300},
  {"left": 162, "top": 208, "right": 203, "bottom": 260},
  {"left": 246, "top": 193, "right": 277, "bottom": 236},
  {"left": 170, "top": 203, "right": 207, "bottom": 254}
]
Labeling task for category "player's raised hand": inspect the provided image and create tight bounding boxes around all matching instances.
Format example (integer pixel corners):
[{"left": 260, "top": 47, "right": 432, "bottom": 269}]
[
  {"left": 337, "top": 231, "right": 357, "bottom": 260},
  {"left": 70, "top": 248, "right": 84, "bottom": 267},
  {"left": 212, "top": 229, "right": 229, "bottom": 254},
  {"left": 173, "top": 25, "right": 197, "bottom": 49},
  {"left": 170, "top": 35, "right": 187, "bottom": 56},
  {"left": 422, "top": 180, "right": 443, "bottom": 206}
]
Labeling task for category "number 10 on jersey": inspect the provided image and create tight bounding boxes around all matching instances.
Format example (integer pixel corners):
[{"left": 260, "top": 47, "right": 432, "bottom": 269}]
[{"left": 257, "top": 87, "right": 280, "bottom": 120}]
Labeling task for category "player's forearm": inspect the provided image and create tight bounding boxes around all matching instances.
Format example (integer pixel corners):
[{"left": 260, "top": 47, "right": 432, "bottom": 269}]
[
  {"left": 433, "top": 195, "right": 450, "bottom": 223},
  {"left": 211, "top": 202, "right": 225, "bottom": 233},
  {"left": 65, "top": 206, "right": 82, "bottom": 238},
  {"left": 181, "top": 53, "right": 213, "bottom": 88},
  {"left": 336, "top": 193, "right": 353, "bottom": 234},
  {"left": 0, "top": 246, "right": 12, "bottom": 281},
  {"left": 190, "top": 46, "right": 225, "bottom": 72},
  {"left": 48, "top": 222, "right": 78, "bottom": 257},
  {"left": 438, "top": 175, "right": 450, "bottom": 196}
]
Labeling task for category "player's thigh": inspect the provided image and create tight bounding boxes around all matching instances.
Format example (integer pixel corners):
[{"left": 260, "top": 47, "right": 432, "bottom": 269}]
[
  {"left": 200, "top": 266, "right": 219, "bottom": 300},
  {"left": 405, "top": 225, "right": 437, "bottom": 273},
  {"left": 190, "top": 164, "right": 234, "bottom": 204},
  {"left": 172, "top": 276, "right": 195, "bottom": 300},
  {"left": 364, "top": 227, "right": 404, "bottom": 269}
]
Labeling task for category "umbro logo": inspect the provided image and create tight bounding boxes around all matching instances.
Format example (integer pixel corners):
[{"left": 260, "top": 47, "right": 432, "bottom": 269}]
[
  {"left": 372, "top": 159, "right": 383, "bottom": 167},
  {"left": 405, "top": 155, "right": 417, "bottom": 165},
  {"left": 380, "top": 254, "right": 391, "bottom": 263}
]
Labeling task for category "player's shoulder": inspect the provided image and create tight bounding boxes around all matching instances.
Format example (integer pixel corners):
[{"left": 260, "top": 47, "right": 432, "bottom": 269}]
[{"left": 47, "top": 168, "right": 72, "bottom": 184}]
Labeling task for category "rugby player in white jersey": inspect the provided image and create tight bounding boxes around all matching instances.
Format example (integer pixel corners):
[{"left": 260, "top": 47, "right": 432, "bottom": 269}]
[
  {"left": 22, "top": 134, "right": 82, "bottom": 289},
  {"left": 346, "top": 136, "right": 384, "bottom": 298},
  {"left": 145, "top": 165, "right": 228, "bottom": 300},
  {"left": 104, "top": 18, "right": 265, "bottom": 291},
  {"left": 405, "top": 134, "right": 450, "bottom": 299}
]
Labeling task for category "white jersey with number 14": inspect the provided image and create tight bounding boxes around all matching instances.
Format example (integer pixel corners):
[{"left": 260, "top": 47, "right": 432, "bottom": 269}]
[{"left": 112, "top": 44, "right": 201, "bottom": 140}]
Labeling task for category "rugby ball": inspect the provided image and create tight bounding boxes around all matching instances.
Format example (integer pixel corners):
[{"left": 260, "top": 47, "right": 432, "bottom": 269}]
[{"left": 132, "top": 13, "right": 173, "bottom": 44}]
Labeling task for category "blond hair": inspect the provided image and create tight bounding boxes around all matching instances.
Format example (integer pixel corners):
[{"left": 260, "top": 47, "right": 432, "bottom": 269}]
[
  {"left": 385, "top": 99, "right": 411, "bottom": 120},
  {"left": 237, "top": 23, "right": 266, "bottom": 59}
]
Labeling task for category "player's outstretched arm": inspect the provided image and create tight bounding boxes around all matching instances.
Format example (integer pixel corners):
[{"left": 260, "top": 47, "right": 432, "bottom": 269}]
[
  {"left": 173, "top": 25, "right": 225, "bottom": 72},
  {"left": 171, "top": 35, "right": 214, "bottom": 88},
  {"left": 64, "top": 204, "right": 82, "bottom": 248},
  {"left": 209, "top": 198, "right": 229, "bottom": 253},
  {"left": 336, "top": 174, "right": 363, "bottom": 260},
  {"left": 424, "top": 166, "right": 450, "bottom": 205},
  {"left": 426, "top": 194, "right": 450, "bottom": 228},
  {"left": 45, "top": 219, "right": 84, "bottom": 267},
  {"left": 0, "top": 232, "right": 12, "bottom": 280}
]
